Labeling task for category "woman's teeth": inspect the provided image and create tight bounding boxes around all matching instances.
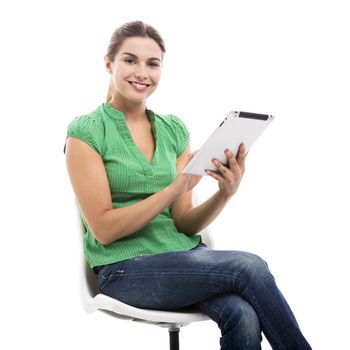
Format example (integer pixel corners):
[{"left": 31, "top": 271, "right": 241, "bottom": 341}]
[{"left": 129, "top": 81, "right": 149, "bottom": 90}]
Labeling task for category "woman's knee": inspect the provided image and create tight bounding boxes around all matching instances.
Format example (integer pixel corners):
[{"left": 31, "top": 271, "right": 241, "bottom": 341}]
[
  {"left": 220, "top": 303, "right": 262, "bottom": 349},
  {"left": 199, "top": 294, "right": 261, "bottom": 336},
  {"left": 235, "top": 299, "right": 261, "bottom": 335},
  {"left": 222, "top": 295, "right": 260, "bottom": 335},
  {"left": 235, "top": 252, "right": 273, "bottom": 284},
  {"left": 202, "top": 294, "right": 262, "bottom": 348}
]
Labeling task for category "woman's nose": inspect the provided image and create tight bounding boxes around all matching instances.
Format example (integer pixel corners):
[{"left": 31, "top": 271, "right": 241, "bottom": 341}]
[
  {"left": 135, "top": 72, "right": 147, "bottom": 80},
  {"left": 134, "top": 66, "right": 148, "bottom": 80}
]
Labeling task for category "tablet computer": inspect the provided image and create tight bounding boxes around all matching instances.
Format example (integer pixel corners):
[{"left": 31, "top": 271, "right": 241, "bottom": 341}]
[{"left": 181, "top": 111, "right": 275, "bottom": 176}]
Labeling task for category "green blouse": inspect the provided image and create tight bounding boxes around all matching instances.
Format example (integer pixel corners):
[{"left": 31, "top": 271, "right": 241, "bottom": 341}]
[{"left": 65, "top": 102, "right": 201, "bottom": 268}]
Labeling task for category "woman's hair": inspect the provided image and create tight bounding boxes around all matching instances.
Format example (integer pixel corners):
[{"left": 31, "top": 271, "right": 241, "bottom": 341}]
[{"left": 105, "top": 21, "right": 166, "bottom": 103}]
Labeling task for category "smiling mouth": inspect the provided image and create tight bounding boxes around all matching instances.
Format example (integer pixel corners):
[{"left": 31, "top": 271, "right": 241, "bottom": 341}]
[{"left": 128, "top": 81, "right": 151, "bottom": 90}]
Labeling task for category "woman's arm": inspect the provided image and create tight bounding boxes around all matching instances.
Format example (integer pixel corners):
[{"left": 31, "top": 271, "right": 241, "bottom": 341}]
[
  {"left": 171, "top": 145, "right": 247, "bottom": 236},
  {"left": 97, "top": 189, "right": 181, "bottom": 245},
  {"left": 65, "top": 137, "right": 200, "bottom": 245},
  {"left": 66, "top": 137, "right": 182, "bottom": 244},
  {"left": 172, "top": 189, "right": 232, "bottom": 236}
]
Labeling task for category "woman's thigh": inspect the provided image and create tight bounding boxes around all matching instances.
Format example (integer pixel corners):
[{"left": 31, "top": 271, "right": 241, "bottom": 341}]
[{"left": 97, "top": 243, "right": 270, "bottom": 310}]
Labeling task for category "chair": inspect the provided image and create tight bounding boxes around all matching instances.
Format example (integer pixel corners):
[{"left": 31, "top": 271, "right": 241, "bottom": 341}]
[{"left": 75, "top": 199, "right": 213, "bottom": 350}]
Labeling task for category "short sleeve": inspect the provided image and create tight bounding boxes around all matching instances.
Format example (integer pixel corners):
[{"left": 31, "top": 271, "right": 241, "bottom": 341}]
[
  {"left": 64, "top": 115, "right": 104, "bottom": 155},
  {"left": 169, "top": 114, "right": 190, "bottom": 157}
]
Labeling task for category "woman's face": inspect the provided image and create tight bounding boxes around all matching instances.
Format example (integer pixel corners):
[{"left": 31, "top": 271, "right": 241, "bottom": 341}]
[{"left": 105, "top": 37, "right": 163, "bottom": 104}]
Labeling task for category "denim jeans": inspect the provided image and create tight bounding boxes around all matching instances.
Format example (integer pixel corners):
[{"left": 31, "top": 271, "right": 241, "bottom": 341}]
[{"left": 96, "top": 242, "right": 312, "bottom": 350}]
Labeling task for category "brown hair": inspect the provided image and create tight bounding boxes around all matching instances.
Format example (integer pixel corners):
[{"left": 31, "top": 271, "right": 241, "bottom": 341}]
[{"left": 105, "top": 21, "right": 166, "bottom": 103}]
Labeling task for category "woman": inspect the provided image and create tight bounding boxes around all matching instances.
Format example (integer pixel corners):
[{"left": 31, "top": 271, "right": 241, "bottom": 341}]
[{"left": 64, "top": 21, "right": 312, "bottom": 349}]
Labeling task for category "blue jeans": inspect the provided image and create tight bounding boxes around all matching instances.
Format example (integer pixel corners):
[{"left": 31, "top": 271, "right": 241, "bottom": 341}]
[{"left": 96, "top": 242, "right": 312, "bottom": 350}]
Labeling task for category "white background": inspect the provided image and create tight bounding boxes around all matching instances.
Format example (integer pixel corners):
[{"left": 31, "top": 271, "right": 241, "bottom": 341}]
[{"left": 1, "top": 0, "right": 349, "bottom": 349}]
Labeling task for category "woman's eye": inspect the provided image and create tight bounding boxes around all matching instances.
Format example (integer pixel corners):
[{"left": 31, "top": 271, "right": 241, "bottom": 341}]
[
  {"left": 123, "top": 58, "right": 159, "bottom": 67},
  {"left": 148, "top": 62, "right": 160, "bottom": 68}
]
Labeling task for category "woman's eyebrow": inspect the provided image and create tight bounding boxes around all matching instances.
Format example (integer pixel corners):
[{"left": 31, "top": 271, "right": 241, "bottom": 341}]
[{"left": 121, "top": 52, "right": 161, "bottom": 61}]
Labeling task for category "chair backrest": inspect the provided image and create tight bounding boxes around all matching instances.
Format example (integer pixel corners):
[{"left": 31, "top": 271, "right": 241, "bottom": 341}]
[
  {"left": 199, "top": 226, "right": 214, "bottom": 249},
  {"left": 74, "top": 201, "right": 99, "bottom": 313}
]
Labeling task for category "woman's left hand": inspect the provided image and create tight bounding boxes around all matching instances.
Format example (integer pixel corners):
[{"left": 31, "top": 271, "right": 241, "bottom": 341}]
[{"left": 205, "top": 143, "right": 247, "bottom": 199}]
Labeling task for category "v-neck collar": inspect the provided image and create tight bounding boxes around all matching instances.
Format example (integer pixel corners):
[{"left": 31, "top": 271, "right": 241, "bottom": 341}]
[{"left": 103, "top": 102, "right": 158, "bottom": 169}]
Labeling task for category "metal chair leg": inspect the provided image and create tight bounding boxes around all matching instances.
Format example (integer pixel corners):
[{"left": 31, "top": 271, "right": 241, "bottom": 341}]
[{"left": 169, "top": 327, "right": 180, "bottom": 350}]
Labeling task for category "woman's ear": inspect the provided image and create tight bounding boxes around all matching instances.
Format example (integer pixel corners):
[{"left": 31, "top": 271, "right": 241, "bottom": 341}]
[{"left": 104, "top": 55, "right": 112, "bottom": 74}]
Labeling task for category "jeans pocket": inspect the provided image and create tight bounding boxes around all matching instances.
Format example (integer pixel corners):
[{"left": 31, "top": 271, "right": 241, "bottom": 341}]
[{"left": 97, "top": 262, "right": 126, "bottom": 289}]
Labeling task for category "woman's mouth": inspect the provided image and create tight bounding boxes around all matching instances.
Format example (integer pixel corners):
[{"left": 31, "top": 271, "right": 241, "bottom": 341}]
[{"left": 128, "top": 81, "right": 150, "bottom": 92}]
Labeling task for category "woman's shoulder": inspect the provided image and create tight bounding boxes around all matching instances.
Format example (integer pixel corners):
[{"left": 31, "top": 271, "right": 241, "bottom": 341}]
[
  {"left": 152, "top": 110, "right": 190, "bottom": 156},
  {"left": 152, "top": 110, "right": 188, "bottom": 131},
  {"left": 67, "top": 104, "right": 105, "bottom": 130},
  {"left": 65, "top": 104, "right": 106, "bottom": 154}
]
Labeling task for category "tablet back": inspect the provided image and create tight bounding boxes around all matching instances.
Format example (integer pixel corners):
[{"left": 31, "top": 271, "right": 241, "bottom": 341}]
[{"left": 182, "top": 111, "right": 274, "bottom": 176}]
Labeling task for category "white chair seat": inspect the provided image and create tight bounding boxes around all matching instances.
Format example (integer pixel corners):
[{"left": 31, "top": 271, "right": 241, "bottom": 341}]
[
  {"left": 75, "top": 197, "right": 212, "bottom": 348},
  {"left": 80, "top": 247, "right": 210, "bottom": 328},
  {"left": 85, "top": 292, "right": 209, "bottom": 325}
]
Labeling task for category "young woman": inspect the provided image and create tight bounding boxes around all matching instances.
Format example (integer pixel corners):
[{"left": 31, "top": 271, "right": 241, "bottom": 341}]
[{"left": 64, "top": 21, "right": 312, "bottom": 349}]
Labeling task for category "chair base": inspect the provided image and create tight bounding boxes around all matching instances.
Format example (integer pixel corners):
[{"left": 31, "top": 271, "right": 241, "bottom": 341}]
[{"left": 169, "top": 328, "right": 180, "bottom": 350}]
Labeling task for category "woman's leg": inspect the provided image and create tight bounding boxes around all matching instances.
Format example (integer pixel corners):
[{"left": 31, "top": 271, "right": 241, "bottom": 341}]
[
  {"left": 197, "top": 293, "right": 262, "bottom": 350},
  {"left": 97, "top": 244, "right": 311, "bottom": 349}
]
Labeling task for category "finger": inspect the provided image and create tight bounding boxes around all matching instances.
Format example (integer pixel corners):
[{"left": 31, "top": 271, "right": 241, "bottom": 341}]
[
  {"left": 188, "top": 149, "right": 200, "bottom": 161},
  {"left": 205, "top": 169, "right": 224, "bottom": 182},
  {"left": 225, "top": 148, "right": 240, "bottom": 172},
  {"left": 236, "top": 144, "right": 247, "bottom": 170},
  {"left": 212, "top": 159, "right": 231, "bottom": 177}
]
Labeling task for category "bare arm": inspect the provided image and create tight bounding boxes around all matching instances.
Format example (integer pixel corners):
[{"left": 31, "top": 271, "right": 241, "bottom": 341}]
[
  {"left": 173, "top": 190, "right": 232, "bottom": 236},
  {"left": 171, "top": 145, "right": 247, "bottom": 236},
  {"left": 66, "top": 137, "right": 180, "bottom": 244},
  {"left": 97, "top": 188, "right": 180, "bottom": 245},
  {"left": 65, "top": 137, "right": 200, "bottom": 245}
]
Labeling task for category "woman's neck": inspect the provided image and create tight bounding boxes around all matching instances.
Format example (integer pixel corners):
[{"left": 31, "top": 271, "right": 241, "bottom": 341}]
[{"left": 109, "top": 95, "right": 148, "bottom": 122}]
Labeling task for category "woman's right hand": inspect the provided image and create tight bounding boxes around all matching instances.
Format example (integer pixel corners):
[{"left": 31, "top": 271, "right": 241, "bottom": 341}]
[{"left": 171, "top": 150, "right": 203, "bottom": 196}]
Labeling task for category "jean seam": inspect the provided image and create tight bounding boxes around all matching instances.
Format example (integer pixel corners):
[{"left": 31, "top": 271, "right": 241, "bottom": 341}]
[{"left": 100, "top": 270, "right": 243, "bottom": 282}]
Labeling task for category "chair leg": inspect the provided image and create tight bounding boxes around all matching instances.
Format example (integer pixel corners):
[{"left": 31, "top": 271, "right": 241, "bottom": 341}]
[{"left": 169, "top": 328, "right": 180, "bottom": 350}]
